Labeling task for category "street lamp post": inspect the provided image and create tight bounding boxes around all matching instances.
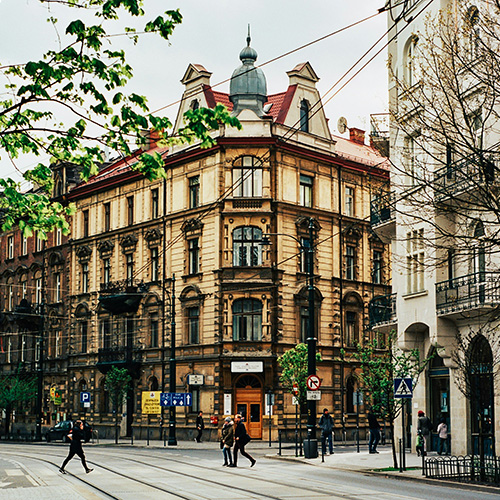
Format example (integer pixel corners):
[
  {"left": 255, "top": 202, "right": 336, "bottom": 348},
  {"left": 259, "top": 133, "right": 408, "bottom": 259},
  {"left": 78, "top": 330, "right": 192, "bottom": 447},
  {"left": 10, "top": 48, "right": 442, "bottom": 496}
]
[
  {"left": 305, "top": 218, "right": 317, "bottom": 441},
  {"left": 168, "top": 274, "right": 177, "bottom": 446}
]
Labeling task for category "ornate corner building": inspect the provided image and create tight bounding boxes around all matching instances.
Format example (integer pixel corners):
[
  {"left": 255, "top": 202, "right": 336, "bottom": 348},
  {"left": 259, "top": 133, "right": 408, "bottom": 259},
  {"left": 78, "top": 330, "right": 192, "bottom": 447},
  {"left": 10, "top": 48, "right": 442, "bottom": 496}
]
[{"left": 0, "top": 37, "right": 390, "bottom": 441}]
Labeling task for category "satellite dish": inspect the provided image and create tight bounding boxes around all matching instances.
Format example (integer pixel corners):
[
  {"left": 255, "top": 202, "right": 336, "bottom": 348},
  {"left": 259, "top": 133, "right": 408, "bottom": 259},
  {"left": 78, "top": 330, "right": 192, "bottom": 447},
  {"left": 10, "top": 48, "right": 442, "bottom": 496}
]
[{"left": 337, "top": 116, "right": 348, "bottom": 134}]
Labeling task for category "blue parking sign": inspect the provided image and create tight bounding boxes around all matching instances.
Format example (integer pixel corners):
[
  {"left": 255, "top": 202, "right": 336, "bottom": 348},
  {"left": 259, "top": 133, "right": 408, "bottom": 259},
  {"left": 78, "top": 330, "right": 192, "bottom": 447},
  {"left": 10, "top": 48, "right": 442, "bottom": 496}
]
[{"left": 80, "top": 391, "right": 91, "bottom": 403}]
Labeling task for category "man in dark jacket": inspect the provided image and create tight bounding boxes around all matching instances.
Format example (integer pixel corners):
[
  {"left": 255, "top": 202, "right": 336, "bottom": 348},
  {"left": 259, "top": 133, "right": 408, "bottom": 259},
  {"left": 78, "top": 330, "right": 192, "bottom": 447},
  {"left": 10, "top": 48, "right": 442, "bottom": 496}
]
[
  {"left": 230, "top": 414, "right": 256, "bottom": 467},
  {"left": 195, "top": 411, "right": 205, "bottom": 442},
  {"left": 318, "top": 408, "right": 334, "bottom": 455},
  {"left": 59, "top": 420, "right": 93, "bottom": 474},
  {"left": 367, "top": 408, "right": 381, "bottom": 454}
]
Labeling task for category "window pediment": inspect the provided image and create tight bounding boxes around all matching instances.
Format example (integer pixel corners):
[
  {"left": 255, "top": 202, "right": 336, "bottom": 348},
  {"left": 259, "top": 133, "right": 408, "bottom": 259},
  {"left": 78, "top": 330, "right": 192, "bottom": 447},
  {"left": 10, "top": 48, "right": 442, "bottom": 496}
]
[
  {"left": 76, "top": 245, "right": 92, "bottom": 262},
  {"left": 181, "top": 218, "right": 204, "bottom": 235},
  {"left": 120, "top": 234, "right": 138, "bottom": 254},
  {"left": 145, "top": 228, "right": 162, "bottom": 244},
  {"left": 98, "top": 240, "right": 114, "bottom": 257}
]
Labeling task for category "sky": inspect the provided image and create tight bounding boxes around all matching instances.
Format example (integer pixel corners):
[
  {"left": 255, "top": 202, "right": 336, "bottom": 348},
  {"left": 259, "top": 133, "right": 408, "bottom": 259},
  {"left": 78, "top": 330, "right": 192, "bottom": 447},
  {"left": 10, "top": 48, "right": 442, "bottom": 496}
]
[{"left": 0, "top": 0, "right": 389, "bottom": 184}]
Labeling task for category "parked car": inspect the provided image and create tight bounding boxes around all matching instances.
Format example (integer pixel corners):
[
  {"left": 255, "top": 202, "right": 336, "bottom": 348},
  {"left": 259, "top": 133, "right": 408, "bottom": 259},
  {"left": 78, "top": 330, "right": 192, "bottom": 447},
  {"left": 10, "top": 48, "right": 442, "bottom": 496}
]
[{"left": 45, "top": 420, "right": 92, "bottom": 443}]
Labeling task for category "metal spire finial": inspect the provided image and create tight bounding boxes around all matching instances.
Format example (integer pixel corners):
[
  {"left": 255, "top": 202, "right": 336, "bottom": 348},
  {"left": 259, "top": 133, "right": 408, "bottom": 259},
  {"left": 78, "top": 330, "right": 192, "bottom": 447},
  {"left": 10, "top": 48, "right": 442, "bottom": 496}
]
[{"left": 247, "top": 24, "right": 251, "bottom": 47}]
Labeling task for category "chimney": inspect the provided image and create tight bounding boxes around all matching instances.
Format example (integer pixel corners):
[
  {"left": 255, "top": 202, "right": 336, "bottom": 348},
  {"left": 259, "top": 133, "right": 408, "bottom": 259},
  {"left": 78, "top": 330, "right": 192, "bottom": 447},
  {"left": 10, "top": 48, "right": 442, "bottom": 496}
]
[{"left": 349, "top": 127, "right": 365, "bottom": 145}]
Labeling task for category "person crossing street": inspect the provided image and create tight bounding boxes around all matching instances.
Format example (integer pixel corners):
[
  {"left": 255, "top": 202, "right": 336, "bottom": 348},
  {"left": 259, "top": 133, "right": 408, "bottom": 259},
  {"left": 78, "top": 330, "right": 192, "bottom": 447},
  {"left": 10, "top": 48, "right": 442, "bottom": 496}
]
[{"left": 59, "top": 420, "right": 93, "bottom": 474}]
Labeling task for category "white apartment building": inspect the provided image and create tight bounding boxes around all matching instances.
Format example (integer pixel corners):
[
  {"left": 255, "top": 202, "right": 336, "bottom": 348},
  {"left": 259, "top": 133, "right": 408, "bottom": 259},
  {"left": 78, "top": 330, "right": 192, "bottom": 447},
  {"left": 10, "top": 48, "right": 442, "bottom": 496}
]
[{"left": 372, "top": 0, "right": 500, "bottom": 455}]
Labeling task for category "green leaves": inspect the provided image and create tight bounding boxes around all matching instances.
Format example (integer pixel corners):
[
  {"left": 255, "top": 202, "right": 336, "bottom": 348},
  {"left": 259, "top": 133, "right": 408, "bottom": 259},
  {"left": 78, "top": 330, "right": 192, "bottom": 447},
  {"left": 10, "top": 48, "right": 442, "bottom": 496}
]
[
  {"left": 278, "top": 343, "right": 322, "bottom": 404},
  {"left": 106, "top": 366, "right": 131, "bottom": 410},
  {"left": 0, "top": 2, "right": 240, "bottom": 238}
]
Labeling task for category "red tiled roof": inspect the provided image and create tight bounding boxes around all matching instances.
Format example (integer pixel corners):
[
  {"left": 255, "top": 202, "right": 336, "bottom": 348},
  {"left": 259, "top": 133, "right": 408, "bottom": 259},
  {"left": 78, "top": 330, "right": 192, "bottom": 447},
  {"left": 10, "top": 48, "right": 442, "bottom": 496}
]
[
  {"left": 332, "top": 134, "right": 390, "bottom": 169},
  {"left": 202, "top": 85, "right": 296, "bottom": 124}
]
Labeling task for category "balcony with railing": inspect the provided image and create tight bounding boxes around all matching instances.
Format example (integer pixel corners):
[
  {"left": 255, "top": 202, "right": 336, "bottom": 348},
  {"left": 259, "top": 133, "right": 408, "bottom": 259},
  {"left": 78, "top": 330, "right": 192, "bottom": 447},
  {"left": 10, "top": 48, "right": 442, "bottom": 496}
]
[
  {"left": 434, "top": 153, "right": 500, "bottom": 203},
  {"left": 96, "top": 346, "right": 143, "bottom": 376},
  {"left": 99, "top": 279, "right": 148, "bottom": 314},
  {"left": 436, "top": 272, "right": 500, "bottom": 318},
  {"left": 368, "top": 293, "right": 397, "bottom": 330},
  {"left": 370, "top": 192, "right": 396, "bottom": 243}
]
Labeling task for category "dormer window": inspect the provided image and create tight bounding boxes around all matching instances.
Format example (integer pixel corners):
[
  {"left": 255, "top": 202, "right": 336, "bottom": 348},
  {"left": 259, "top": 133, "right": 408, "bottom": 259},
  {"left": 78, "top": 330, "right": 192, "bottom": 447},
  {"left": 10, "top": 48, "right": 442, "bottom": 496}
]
[{"left": 300, "top": 100, "right": 310, "bottom": 132}]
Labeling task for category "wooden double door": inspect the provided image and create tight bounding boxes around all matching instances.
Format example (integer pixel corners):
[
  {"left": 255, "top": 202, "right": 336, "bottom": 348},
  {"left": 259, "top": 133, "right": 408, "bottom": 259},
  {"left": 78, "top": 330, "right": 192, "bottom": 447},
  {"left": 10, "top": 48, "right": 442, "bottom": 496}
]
[{"left": 235, "top": 388, "right": 262, "bottom": 439}]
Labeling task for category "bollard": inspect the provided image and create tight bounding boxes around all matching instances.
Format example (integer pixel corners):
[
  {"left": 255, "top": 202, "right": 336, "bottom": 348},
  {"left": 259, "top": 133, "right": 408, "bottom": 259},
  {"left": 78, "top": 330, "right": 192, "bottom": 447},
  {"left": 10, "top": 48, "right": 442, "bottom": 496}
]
[
  {"left": 147, "top": 428, "right": 150, "bottom": 446},
  {"left": 164, "top": 427, "right": 167, "bottom": 447},
  {"left": 399, "top": 438, "right": 403, "bottom": 473},
  {"left": 131, "top": 427, "right": 134, "bottom": 445},
  {"left": 278, "top": 430, "right": 282, "bottom": 456},
  {"left": 295, "top": 429, "right": 298, "bottom": 457},
  {"left": 321, "top": 434, "right": 325, "bottom": 463},
  {"left": 421, "top": 447, "right": 425, "bottom": 475}
]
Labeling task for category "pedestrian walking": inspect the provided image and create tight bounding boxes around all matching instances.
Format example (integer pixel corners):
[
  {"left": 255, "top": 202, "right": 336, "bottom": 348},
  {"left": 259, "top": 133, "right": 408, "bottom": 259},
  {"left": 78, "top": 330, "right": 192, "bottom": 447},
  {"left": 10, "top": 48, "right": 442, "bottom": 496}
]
[
  {"left": 417, "top": 410, "right": 433, "bottom": 455},
  {"left": 195, "top": 410, "right": 205, "bottom": 443},
  {"left": 230, "top": 414, "right": 256, "bottom": 467},
  {"left": 416, "top": 430, "right": 425, "bottom": 457},
  {"left": 59, "top": 420, "right": 93, "bottom": 474},
  {"left": 221, "top": 417, "right": 234, "bottom": 466},
  {"left": 436, "top": 417, "right": 449, "bottom": 455},
  {"left": 367, "top": 408, "right": 381, "bottom": 454},
  {"left": 318, "top": 408, "right": 334, "bottom": 455}
]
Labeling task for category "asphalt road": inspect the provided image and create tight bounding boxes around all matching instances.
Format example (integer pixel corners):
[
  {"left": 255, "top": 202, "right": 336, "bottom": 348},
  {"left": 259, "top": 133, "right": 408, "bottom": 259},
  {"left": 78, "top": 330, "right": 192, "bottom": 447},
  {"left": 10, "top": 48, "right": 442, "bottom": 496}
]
[{"left": 0, "top": 442, "right": 497, "bottom": 500}]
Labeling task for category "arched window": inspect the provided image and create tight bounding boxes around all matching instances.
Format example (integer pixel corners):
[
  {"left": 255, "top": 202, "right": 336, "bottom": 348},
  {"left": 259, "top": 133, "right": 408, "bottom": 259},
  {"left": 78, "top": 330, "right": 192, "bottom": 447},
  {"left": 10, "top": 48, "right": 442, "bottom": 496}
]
[
  {"left": 233, "top": 226, "right": 263, "bottom": 266},
  {"left": 232, "top": 299, "right": 262, "bottom": 341},
  {"left": 404, "top": 36, "right": 418, "bottom": 86},
  {"left": 300, "top": 99, "right": 310, "bottom": 132},
  {"left": 465, "top": 6, "right": 480, "bottom": 60},
  {"left": 233, "top": 156, "right": 262, "bottom": 198}
]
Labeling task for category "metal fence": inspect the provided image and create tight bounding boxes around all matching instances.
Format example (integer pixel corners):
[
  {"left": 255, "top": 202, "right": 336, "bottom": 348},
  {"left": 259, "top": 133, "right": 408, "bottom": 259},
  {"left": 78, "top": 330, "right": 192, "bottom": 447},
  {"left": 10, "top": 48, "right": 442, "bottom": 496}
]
[{"left": 424, "top": 455, "right": 500, "bottom": 484}]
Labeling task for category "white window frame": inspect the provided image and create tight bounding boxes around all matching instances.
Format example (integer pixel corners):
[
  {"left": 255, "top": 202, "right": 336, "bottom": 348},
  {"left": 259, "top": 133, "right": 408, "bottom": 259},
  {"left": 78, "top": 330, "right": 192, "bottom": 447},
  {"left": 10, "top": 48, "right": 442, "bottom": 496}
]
[{"left": 406, "top": 229, "right": 425, "bottom": 294}]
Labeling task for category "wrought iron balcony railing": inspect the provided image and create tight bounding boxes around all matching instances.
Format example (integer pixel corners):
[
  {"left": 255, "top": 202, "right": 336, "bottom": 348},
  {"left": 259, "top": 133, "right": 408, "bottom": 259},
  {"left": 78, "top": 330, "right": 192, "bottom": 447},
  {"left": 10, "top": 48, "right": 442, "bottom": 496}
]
[
  {"left": 436, "top": 272, "right": 500, "bottom": 315},
  {"left": 434, "top": 152, "right": 500, "bottom": 202},
  {"left": 370, "top": 192, "right": 396, "bottom": 227},
  {"left": 99, "top": 279, "right": 148, "bottom": 294},
  {"left": 368, "top": 293, "right": 397, "bottom": 328}
]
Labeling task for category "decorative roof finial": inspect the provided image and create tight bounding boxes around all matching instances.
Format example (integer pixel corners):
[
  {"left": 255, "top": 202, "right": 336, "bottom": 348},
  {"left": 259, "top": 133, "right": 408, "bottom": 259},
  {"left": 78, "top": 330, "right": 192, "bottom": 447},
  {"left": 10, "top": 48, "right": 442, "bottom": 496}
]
[{"left": 247, "top": 24, "right": 251, "bottom": 47}]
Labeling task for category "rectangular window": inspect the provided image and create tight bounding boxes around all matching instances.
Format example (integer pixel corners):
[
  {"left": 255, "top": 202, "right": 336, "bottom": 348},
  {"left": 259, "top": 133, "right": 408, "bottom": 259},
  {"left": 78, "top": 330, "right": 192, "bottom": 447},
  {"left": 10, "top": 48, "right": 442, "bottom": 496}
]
[
  {"left": 102, "top": 319, "right": 111, "bottom": 349},
  {"left": 81, "top": 263, "right": 89, "bottom": 293},
  {"left": 190, "top": 387, "right": 200, "bottom": 413},
  {"left": 233, "top": 156, "right": 262, "bottom": 197},
  {"left": 300, "top": 306, "right": 309, "bottom": 343},
  {"left": 373, "top": 250, "right": 382, "bottom": 284},
  {"left": 346, "top": 311, "right": 357, "bottom": 347},
  {"left": 56, "top": 228, "right": 62, "bottom": 246},
  {"left": 103, "top": 258, "right": 111, "bottom": 285},
  {"left": 188, "top": 306, "right": 200, "bottom": 344},
  {"left": 447, "top": 249, "right": 455, "bottom": 283},
  {"left": 300, "top": 237, "right": 312, "bottom": 273},
  {"left": 406, "top": 229, "right": 425, "bottom": 294},
  {"left": 126, "top": 254, "right": 134, "bottom": 283},
  {"left": 22, "top": 236, "right": 28, "bottom": 256},
  {"left": 8, "top": 284, "right": 13, "bottom": 311},
  {"left": 54, "top": 272, "right": 61, "bottom": 302},
  {"left": 346, "top": 245, "right": 356, "bottom": 280},
  {"left": 104, "top": 203, "right": 111, "bottom": 232},
  {"left": 81, "top": 321, "right": 88, "bottom": 352},
  {"left": 83, "top": 209, "right": 89, "bottom": 237},
  {"left": 189, "top": 176, "right": 200, "bottom": 209},
  {"left": 345, "top": 186, "right": 355, "bottom": 217},
  {"left": 188, "top": 238, "right": 199, "bottom": 275},
  {"left": 127, "top": 196, "right": 134, "bottom": 225},
  {"left": 36, "top": 233, "right": 43, "bottom": 253},
  {"left": 7, "top": 235, "right": 14, "bottom": 260},
  {"left": 22, "top": 281, "right": 27, "bottom": 299},
  {"left": 151, "top": 188, "right": 159, "bottom": 219},
  {"left": 35, "top": 277, "right": 42, "bottom": 304},
  {"left": 150, "top": 319, "right": 159, "bottom": 348},
  {"left": 151, "top": 248, "right": 159, "bottom": 281},
  {"left": 300, "top": 174, "right": 313, "bottom": 208}
]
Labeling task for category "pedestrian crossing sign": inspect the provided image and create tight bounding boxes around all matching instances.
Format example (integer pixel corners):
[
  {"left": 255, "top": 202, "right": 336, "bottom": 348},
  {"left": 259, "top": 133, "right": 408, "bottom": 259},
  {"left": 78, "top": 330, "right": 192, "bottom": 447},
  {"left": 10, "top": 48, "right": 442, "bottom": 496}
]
[{"left": 393, "top": 377, "right": 413, "bottom": 399}]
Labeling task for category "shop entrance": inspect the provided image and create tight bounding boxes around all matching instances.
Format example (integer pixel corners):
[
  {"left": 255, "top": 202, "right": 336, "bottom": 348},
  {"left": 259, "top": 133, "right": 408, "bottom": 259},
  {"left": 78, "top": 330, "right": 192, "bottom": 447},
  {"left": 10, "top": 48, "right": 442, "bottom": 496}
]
[{"left": 235, "top": 375, "right": 262, "bottom": 439}]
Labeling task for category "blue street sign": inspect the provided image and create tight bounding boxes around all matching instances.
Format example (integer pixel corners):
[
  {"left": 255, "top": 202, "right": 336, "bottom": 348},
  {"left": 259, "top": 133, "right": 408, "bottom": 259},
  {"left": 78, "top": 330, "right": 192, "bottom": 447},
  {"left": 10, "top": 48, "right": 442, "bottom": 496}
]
[
  {"left": 160, "top": 392, "right": 192, "bottom": 407},
  {"left": 394, "top": 378, "right": 413, "bottom": 399},
  {"left": 80, "top": 391, "right": 91, "bottom": 403}
]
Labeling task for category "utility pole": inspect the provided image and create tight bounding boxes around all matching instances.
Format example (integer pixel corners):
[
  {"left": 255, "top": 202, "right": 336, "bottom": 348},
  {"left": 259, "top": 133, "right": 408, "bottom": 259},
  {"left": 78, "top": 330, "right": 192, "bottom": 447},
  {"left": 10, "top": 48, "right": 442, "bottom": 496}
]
[{"left": 168, "top": 274, "right": 177, "bottom": 446}]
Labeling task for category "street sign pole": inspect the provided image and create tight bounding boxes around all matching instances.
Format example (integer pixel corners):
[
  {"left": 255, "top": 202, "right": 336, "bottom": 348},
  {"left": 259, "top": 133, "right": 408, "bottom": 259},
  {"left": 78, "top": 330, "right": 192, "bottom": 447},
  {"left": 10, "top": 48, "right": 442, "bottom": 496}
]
[{"left": 168, "top": 275, "right": 177, "bottom": 446}]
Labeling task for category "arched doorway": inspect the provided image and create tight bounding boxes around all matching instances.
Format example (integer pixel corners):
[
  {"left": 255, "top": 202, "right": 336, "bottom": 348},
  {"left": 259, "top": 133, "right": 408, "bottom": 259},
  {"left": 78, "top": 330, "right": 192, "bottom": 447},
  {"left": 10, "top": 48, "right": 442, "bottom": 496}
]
[
  {"left": 235, "top": 375, "right": 263, "bottom": 439},
  {"left": 469, "top": 335, "right": 494, "bottom": 455}
]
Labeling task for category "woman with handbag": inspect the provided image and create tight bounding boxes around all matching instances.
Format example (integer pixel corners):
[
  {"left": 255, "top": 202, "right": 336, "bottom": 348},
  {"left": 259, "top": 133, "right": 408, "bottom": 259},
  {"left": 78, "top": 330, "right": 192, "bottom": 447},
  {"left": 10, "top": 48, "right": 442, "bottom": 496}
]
[
  {"left": 230, "top": 413, "right": 256, "bottom": 468},
  {"left": 221, "top": 417, "right": 234, "bottom": 466}
]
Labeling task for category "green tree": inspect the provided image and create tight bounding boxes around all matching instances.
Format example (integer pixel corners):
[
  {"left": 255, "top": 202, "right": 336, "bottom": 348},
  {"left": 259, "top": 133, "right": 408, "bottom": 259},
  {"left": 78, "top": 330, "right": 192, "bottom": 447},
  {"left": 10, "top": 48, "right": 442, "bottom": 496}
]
[
  {"left": 278, "top": 343, "right": 322, "bottom": 406},
  {"left": 0, "top": 0, "right": 241, "bottom": 237},
  {"left": 0, "top": 373, "right": 37, "bottom": 436},
  {"left": 105, "top": 366, "right": 131, "bottom": 443},
  {"left": 350, "top": 331, "right": 432, "bottom": 469}
]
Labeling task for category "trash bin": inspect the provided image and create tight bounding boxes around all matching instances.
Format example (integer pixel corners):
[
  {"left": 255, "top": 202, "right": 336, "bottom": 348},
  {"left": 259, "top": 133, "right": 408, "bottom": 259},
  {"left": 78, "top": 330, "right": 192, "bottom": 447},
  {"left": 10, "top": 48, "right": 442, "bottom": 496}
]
[{"left": 303, "top": 438, "right": 318, "bottom": 459}]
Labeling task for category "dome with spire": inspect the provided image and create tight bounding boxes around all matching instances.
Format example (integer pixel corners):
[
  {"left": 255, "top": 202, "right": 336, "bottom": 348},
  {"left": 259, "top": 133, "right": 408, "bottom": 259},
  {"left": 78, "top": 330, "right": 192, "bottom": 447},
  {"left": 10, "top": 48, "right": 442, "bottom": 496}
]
[{"left": 229, "top": 27, "right": 267, "bottom": 117}]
